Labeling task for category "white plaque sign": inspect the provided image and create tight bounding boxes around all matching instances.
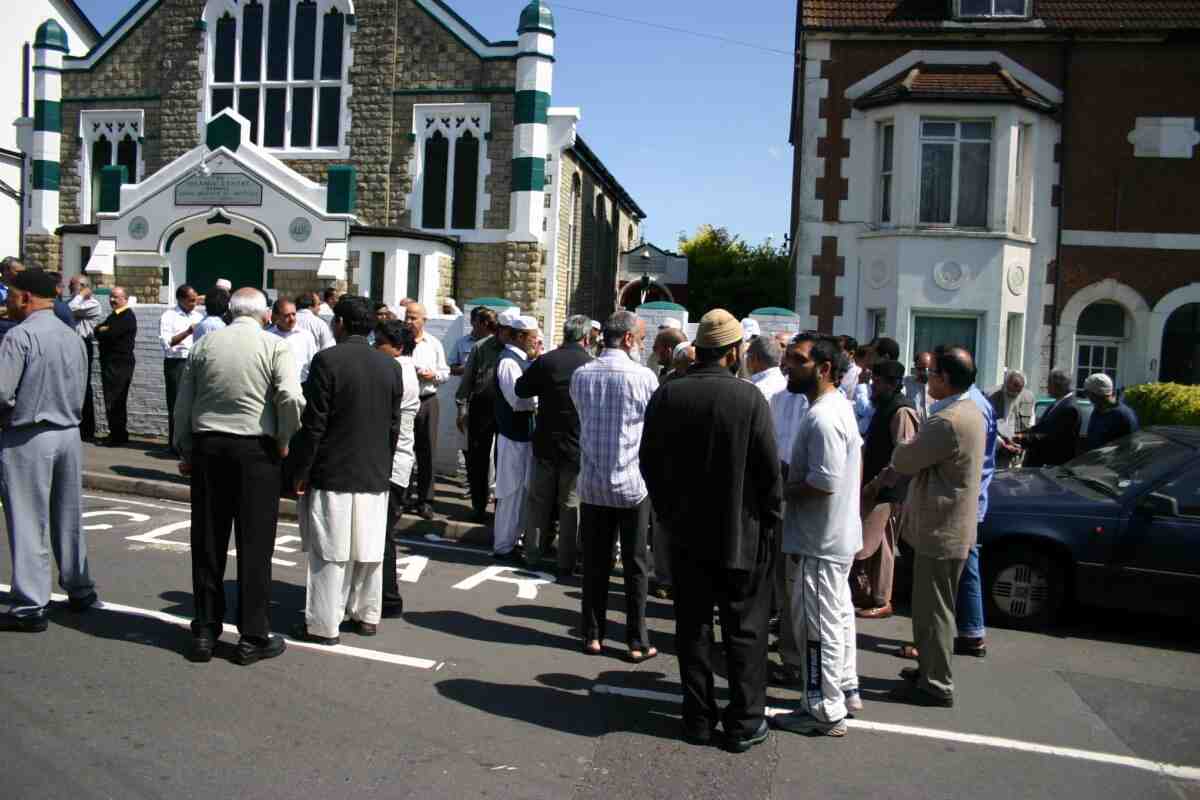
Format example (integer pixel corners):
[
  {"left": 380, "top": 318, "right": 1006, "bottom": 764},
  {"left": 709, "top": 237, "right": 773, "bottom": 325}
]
[{"left": 175, "top": 173, "right": 263, "bottom": 206}]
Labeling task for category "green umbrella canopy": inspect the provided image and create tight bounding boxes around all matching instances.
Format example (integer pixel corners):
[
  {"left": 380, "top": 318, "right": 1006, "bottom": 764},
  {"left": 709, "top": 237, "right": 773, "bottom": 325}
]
[{"left": 750, "top": 306, "right": 799, "bottom": 318}]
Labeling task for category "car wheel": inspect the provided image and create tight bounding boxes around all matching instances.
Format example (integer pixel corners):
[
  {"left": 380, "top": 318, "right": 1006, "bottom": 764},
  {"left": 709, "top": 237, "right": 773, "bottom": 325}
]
[{"left": 983, "top": 546, "right": 1066, "bottom": 631}]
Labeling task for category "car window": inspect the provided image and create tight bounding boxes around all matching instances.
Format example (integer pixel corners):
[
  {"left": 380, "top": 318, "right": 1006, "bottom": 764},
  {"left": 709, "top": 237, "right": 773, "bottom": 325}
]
[
  {"left": 1064, "top": 431, "right": 1195, "bottom": 498},
  {"left": 1159, "top": 467, "right": 1200, "bottom": 518}
]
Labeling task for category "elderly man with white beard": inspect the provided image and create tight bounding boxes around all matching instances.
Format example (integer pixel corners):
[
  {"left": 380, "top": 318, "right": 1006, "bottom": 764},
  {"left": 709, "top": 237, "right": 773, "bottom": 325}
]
[{"left": 492, "top": 315, "right": 541, "bottom": 562}]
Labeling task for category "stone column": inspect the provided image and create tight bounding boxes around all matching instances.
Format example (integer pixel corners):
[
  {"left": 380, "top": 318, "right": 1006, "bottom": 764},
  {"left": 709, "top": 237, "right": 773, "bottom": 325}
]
[
  {"left": 28, "top": 19, "right": 67, "bottom": 266},
  {"left": 509, "top": 2, "right": 555, "bottom": 243}
]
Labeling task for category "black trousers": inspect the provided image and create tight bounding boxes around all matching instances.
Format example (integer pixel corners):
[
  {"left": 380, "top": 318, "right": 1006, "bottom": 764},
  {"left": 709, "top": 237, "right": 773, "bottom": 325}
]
[
  {"left": 382, "top": 483, "right": 407, "bottom": 613},
  {"left": 581, "top": 500, "right": 650, "bottom": 649},
  {"left": 164, "top": 359, "right": 187, "bottom": 450},
  {"left": 671, "top": 544, "right": 775, "bottom": 739},
  {"left": 80, "top": 337, "right": 95, "bottom": 440},
  {"left": 100, "top": 359, "right": 134, "bottom": 442},
  {"left": 466, "top": 398, "right": 496, "bottom": 514},
  {"left": 189, "top": 434, "right": 282, "bottom": 640},
  {"left": 410, "top": 394, "right": 440, "bottom": 505}
]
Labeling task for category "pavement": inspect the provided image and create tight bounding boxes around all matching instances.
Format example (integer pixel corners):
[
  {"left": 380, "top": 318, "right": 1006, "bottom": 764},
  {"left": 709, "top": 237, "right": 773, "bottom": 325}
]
[{"left": 2, "top": 487, "right": 1200, "bottom": 799}]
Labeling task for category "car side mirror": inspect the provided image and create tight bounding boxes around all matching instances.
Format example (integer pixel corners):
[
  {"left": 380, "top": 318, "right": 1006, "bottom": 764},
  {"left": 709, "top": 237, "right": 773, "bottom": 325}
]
[{"left": 1138, "top": 492, "right": 1179, "bottom": 518}]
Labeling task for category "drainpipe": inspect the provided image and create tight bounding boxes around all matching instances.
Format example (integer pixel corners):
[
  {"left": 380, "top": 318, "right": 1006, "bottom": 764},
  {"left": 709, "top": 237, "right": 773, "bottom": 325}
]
[
  {"left": 1049, "top": 38, "right": 1073, "bottom": 376},
  {"left": 18, "top": 42, "right": 30, "bottom": 257}
]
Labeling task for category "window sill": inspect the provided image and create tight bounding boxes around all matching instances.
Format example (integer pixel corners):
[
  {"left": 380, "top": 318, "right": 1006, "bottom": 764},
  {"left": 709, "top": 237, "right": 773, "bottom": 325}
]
[
  {"left": 860, "top": 227, "right": 1036, "bottom": 246},
  {"left": 270, "top": 147, "right": 352, "bottom": 160}
]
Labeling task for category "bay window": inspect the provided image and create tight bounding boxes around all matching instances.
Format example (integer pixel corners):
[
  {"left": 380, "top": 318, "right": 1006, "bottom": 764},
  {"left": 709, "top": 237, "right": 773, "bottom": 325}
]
[
  {"left": 919, "top": 119, "right": 992, "bottom": 228},
  {"left": 877, "top": 122, "right": 894, "bottom": 224}
]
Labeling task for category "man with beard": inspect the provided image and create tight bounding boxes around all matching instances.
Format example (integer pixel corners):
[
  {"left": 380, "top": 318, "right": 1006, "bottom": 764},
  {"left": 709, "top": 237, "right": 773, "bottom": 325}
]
[
  {"left": 492, "top": 315, "right": 540, "bottom": 561},
  {"left": 853, "top": 359, "right": 919, "bottom": 618}
]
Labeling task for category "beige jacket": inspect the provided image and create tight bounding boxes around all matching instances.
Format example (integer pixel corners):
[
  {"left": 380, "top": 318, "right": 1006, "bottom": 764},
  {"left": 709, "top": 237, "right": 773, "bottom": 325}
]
[{"left": 892, "top": 393, "right": 986, "bottom": 559}]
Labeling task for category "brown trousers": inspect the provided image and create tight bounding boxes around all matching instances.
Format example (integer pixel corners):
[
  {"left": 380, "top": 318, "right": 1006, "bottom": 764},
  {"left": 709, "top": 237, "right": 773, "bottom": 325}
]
[{"left": 853, "top": 501, "right": 899, "bottom": 608}]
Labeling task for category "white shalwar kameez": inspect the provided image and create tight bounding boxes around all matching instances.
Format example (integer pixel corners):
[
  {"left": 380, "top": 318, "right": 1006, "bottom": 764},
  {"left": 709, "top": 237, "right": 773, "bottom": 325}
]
[
  {"left": 300, "top": 488, "right": 390, "bottom": 638},
  {"left": 493, "top": 345, "right": 535, "bottom": 556}
]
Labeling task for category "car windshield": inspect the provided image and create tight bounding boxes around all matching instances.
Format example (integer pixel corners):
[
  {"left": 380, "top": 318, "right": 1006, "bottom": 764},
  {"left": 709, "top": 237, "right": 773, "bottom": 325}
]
[{"left": 1059, "top": 431, "right": 1195, "bottom": 498}]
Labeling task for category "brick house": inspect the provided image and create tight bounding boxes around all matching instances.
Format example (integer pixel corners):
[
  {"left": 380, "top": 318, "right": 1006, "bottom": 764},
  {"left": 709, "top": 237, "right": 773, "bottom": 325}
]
[
  {"left": 790, "top": 0, "right": 1200, "bottom": 390},
  {"left": 15, "top": 0, "right": 644, "bottom": 341}
]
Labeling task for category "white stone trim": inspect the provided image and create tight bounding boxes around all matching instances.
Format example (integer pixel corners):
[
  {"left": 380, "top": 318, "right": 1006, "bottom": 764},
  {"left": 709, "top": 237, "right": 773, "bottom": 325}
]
[
  {"left": 1061, "top": 230, "right": 1200, "bottom": 251},
  {"left": 1055, "top": 279, "right": 1150, "bottom": 387},
  {"left": 844, "top": 50, "right": 1063, "bottom": 105},
  {"left": 77, "top": 109, "right": 146, "bottom": 224},
  {"left": 1147, "top": 282, "right": 1200, "bottom": 380},
  {"left": 408, "top": 103, "right": 493, "bottom": 233}
]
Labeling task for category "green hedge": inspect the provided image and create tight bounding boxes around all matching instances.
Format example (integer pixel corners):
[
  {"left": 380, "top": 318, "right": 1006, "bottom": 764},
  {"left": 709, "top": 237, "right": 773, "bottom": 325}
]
[{"left": 1123, "top": 383, "right": 1200, "bottom": 426}]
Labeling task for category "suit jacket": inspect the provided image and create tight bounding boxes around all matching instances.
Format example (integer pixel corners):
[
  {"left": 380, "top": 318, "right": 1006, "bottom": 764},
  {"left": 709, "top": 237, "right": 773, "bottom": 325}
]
[
  {"left": 1022, "top": 395, "right": 1081, "bottom": 468},
  {"left": 514, "top": 342, "right": 593, "bottom": 466},
  {"left": 95, "top": 308, "right": 138, "bottom": 363},
  {"left": 893, "top": 393, "right": 986, "bottom": 560},
  {"left": 640, "top": 364, "right": 782, "bottom": 571},
  {"left": 289, "top": 335, "right": 405, "bottom": 493}
]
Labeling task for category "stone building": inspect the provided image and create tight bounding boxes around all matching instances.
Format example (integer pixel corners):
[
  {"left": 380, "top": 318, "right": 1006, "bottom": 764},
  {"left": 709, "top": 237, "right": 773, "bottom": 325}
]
[
  {"left": 789, "top": 0, "right": 1200, "bottom": 390},
  {"left": 16, "top": 0, "right": 645, "bottom": 343},
  {"left": 617, "top": 242, "right": 689, "bottom": 309}
]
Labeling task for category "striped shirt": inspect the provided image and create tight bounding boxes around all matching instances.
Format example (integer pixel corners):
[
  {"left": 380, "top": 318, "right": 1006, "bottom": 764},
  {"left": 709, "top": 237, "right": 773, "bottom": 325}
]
[{"left": 569, "top": 349, "right": 659, "bottom": 508}]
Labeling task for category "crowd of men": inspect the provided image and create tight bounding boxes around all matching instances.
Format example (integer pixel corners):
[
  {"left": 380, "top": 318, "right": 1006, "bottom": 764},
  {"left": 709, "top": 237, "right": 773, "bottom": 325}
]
[{"left": 0, "top": 261, "right": 1143, "bottom": 752}]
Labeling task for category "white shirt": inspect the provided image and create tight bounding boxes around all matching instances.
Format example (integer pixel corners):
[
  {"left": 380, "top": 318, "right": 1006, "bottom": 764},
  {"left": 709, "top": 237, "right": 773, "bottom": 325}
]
[
  {"left": 296, "top": 308, "right": 335, "bottom": 351},
  {"left": 159, "top": 305, "right": 205, "bottom": 359},
  {"left": 770, "top": 388, "right": 810, "bottom": 467},
  {"left": 389, "top": 356, "right": 421, "bottom": 488},
  {"left": 750, "top": 366, "right": 787, "bottom": 406},
  {"left": 411, "top": 333, "right": 450, "bottom": 398},
  {"left": 495, "top": 345, "right": 535, "bottom": 499},
  {"left": 317, "top": 302, "right": 334, "bottom": 325},
  {"left": 839, "top": 363, "right": 862, "bottom": 399},
  {"left": 67, "top": 292, "right": 101, "bottom": 339},
  {"left": 193, "top": 315, "right": 226, "bottom": 342},
  {"left": 268, "top": 325, "right": 319, "bottom": 383},
  {"left": 784, "top": 389, "right": 863, "bottom": 563}
]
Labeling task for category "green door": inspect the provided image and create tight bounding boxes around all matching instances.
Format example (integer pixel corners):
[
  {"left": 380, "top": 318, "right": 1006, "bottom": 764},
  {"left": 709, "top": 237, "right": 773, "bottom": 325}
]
[{"left": 185, "top": 235, "right": 264, "bottom": 295}]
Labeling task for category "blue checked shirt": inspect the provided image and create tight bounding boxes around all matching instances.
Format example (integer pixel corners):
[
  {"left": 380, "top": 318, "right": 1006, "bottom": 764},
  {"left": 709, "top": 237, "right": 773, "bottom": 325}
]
[{"left": 570, "top": 349, "right": 660, "bottom": 508}]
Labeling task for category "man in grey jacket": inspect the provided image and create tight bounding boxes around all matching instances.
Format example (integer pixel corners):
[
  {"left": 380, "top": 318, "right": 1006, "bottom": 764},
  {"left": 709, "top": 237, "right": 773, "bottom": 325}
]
[{"left": 0, "top": 269, "right": 93, "bottom": 632}]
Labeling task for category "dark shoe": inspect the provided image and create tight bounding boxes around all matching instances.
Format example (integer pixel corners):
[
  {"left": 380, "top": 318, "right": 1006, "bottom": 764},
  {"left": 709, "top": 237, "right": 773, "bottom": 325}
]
[
  {"left": 0, "top": 613, "right": 48, "bottom": 632},
  {"left": 352, "top": 620, "right": 378, "bottom": 637},
  {"left": 416, "top": 504, "right": 436, "bottom": 521},
  {"left": 856, "top": 603, "right": 894, "bottom": 619},
  {"left": 492, "top": 549, "right": 523, "bottom": 564},
  {"left": 771, "top": 711, "right": 847, "bottom": 737},
  {"left": 954, "top": 636, "right": 987, "bottom": 657},
  {"left": 67, "top": 591, "right": 99, "bottom": 612},
  {"left": 888, "top": 682, "right": 953, "bottom": 708},
  {"left": 682, "top": 721, "right": 715, "bottom": 746},
  {"left": 188, "top": 631, "right": 216, "bottom": 663},
  {"left": 899, "top": 666, "right": 920, "bottom": 683},
  {"left": 233, "top": 634, "right": 286, "bottom": 665},
  {"left": 725, "top": 720, "right": 770, "bottom": 753},
  {"left": 289, "top": 622, "right": 339, "bottom": 646},
  {"left": 381, "top": 602, "right": 404, "bottom": 619},
  {"left": 769, "top": 663, "right": 804, "bottom": 688}
]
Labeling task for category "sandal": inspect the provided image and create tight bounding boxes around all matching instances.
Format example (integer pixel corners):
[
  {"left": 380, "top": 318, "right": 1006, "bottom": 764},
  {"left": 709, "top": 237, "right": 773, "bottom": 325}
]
[
  {"left": 582, "top": 641, "right": 603, "bottom": 656},
  {"left": 898, "top": 643, "right": 920, "bottom": 660},
  {"left": 628, "top": 646, "right": 658, "bottom": 664}
]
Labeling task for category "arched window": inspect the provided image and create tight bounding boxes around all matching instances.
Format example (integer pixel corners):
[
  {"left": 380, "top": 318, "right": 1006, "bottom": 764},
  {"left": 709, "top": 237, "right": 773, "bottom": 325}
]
[
  {"left": 1076, "top": 301, "right": 1128, "bottom": 389},
  {"left": 413, "top": 104, "right": 491, "bottom": 231},
  {"left": 80, "top": 110, "right": 145, "bottom": 222},
  {"left": 205, "top": 0, "right": 352, "bottom": 155},
  {"left": 567, "top": 175, "right": 581, "bottom": 301}
]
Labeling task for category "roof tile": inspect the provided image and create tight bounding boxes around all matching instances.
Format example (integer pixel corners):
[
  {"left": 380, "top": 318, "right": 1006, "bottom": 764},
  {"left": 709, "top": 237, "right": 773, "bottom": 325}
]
[{"left": 803, "top": 1, "right": 1200, "bottom": 32}]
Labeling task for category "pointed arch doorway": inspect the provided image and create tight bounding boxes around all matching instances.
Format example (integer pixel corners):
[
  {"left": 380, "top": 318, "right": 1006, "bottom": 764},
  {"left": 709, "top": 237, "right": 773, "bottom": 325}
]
[{"left": 186, "top": 235, "right": 264, "bottom": 295}]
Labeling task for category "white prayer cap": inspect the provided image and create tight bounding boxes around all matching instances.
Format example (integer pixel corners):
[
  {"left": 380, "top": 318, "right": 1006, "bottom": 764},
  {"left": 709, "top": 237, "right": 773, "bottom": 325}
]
[
  {"left": 659, "top": 317, "right": 682, "bottom": 331},
  {"left": 590, "top": 320, "right": 601, "bottom": 331},
  {"left": 215, "top": 278, "right": 232, "bottom": 291},
  {"left": 741, "top": 318, "right": 762, "bottom": 341},
  {"left": 510, "top": 315, "right": 539, "bottom": 332},
  {"left": 1084, "top": 373, "right": 1114, "bottom": 397},
  {"left": 497, "top": 307, "right": 523, "bottom": 327},
  {"left": 672, "top": 340, "right": 692, "bottom": 360}
]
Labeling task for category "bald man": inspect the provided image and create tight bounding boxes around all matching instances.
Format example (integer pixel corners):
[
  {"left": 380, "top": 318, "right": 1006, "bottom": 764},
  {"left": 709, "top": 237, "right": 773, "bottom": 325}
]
[
  {"left": 404, "top": 302, "right": 449, "bottom": 519},
  {"left": 903, "top": 351, "right": 934, "bottom": 421}
]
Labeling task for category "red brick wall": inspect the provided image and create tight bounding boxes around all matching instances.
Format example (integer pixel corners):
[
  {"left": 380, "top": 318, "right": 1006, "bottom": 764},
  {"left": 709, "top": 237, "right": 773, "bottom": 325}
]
[{"left": 1059, "top": 245, "right": 1198, "bottom": 311}]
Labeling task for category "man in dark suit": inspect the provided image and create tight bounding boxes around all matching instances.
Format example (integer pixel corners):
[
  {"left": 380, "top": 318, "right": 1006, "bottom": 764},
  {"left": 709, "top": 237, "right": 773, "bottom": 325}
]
[
  {"left": 289, "top": 296, "right": 405, "bottom": 645},
  {"left": 1014, "top": 369, "right": 1081, "bottom": 468},
  {"left": 93, "top": 287, "right": 137, "bottom": 446},
  {"left": 515, "top": 314, "right": 594, "bottom": 577}
]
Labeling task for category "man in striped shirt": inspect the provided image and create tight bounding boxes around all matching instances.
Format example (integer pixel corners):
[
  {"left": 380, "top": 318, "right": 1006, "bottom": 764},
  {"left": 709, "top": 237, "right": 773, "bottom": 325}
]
[{"left": 570, "top": 310, "right": 660, "bottom": 662}]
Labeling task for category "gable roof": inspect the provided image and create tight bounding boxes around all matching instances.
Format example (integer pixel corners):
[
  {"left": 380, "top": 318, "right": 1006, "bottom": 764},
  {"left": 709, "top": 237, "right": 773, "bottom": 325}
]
[
  {"left": 802, "top": 1, "right": 1200, "bottom": 33},
  {"left": 854, "top": 62, "right": 1058, "bottom": 112},
  {"left": 569, "top": 136, "right": 647, "bottom": 221},
  {"left": 53, "top": 0, "right": 101, "bottom": 47}
]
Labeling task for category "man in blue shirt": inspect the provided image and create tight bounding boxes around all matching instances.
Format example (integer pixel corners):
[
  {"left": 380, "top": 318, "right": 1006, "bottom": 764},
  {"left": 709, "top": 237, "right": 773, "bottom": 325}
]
[
  {"left": 960, "top": 377, "right": 997, "bottom": 658},
  {"left": 1083, "top": 373, "right": 1139, "bottom": 452}
]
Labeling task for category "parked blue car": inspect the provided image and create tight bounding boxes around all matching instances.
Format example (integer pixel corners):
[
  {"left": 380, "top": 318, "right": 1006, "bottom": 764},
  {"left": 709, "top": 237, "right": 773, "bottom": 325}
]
[{"left": 979, "top": 426, "right": 1200, "bottom": 629}]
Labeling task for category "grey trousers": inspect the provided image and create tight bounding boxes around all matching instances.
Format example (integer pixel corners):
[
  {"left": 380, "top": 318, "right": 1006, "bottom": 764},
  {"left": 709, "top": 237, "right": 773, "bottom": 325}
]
[
  {"left": 1, "top": 425, "right": 93, "bottom": 617},
  {"left": 912, "top": 554, "right": 966, "bottom": 699},
  {"left": 523, "top": 455, "right": 580, "bottom": 570}
]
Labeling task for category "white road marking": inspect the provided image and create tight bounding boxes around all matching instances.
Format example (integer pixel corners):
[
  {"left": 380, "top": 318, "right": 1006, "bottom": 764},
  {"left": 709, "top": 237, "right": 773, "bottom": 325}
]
[
  {"left": 452, "top": 565, "right": 555, "bottom": 600},
  {"left": 82, "top": 510, "right": 152, "bottom": 530},
  {"left": 400, "top": 537, "right": 490, "bottom": 557},
  {"left": 1, "top": 583, "right": 440, "bottom": 671},
  {"left": 590, "top": 684, "right": 1200, "bottom": 782},
  {"left": 83, "top": 494, "right": 190, "bottom": 512}
]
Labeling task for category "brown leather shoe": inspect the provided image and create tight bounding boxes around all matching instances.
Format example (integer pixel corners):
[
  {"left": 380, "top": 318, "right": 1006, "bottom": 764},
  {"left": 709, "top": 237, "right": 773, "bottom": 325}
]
[
  {"left": 352, "top": 620, "right": 378, "bottom": 637},
  {"left": 856, "top": 603, "right": 893, "bottom": 619}
]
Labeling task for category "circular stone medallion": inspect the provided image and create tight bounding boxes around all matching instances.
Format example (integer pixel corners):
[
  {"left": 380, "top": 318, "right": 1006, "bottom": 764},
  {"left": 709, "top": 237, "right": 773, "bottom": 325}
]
[
  {"left": 1007, "top": 263, "right": 1027, "bottom": 296},
  {"left": 932, "top": 260, "right": 967, "bottom": 292},
  {"left": 128, "top": 216, "right": 149, "bottom": 241},
  {"left": 289, "top": 217, "right": 313, "bottom": 243},
  {"left": 866, "top": 259, "right": 891, "bottom": 289}
]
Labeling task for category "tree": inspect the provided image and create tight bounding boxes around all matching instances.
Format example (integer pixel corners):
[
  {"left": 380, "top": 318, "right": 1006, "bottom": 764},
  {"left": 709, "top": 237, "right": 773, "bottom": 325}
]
[{"left": 677, "top": 225, "right": 793, "bottom": 320}]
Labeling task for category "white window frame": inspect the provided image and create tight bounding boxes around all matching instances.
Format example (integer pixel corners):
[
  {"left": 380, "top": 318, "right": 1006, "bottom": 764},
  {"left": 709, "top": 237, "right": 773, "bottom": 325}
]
[
  {"left": 411, "top": 103, "right": 492, "bottom": 232},
  {"left": 1004, "top": 311, "right": 1025, "bottom": 371},
  {"left": 78, "top": 109, "right": 145, "bottom": 223},
  {"left": 1011, "top": 123, "right": 1034, "bottom": 236},
  {"left": 202, "top": 0, "right": 353, "bottom": 158},
  {"left": 1075, "top": 339, "right": 1123, "bottom": 391},
  {"left": 910, "top": 311, "right": 984, "bottom": 365},
  {"left": 918, "top": 117, "right": 995, "bottom": 229},
  {"left": 953, "top": 0, "right": 1031, "bottom": 19},
  {"left": 876, "top": 121, "right": 895, "bottom": 225}
]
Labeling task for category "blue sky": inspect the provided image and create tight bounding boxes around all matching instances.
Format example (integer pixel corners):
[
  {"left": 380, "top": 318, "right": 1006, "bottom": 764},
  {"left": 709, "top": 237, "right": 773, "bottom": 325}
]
[{"left": 76, "top": 0, "right": 796, "bottom": 248}]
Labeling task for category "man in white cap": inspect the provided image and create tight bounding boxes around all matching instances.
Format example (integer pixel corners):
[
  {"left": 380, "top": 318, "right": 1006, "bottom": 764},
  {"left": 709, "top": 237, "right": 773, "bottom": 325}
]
[
  {"left": 659, "top": 318, "right": 682, "bottom": 332},
  {"left": 214, "top": 278, "right": 233, "bottom": 292},
  {"left": 1082, "top": 373, "right": 1138, "bottom": 452},
  {"left": 588, "top": 320, "right": 602, "bottom": 354},
  {"left": 492, "top": 314, "right": 539, "bottom": 560}
]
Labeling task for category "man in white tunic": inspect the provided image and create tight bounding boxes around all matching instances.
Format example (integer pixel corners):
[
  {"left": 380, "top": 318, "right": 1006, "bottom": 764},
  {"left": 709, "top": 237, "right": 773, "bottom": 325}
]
[
  {"left": 289, "top": 296, "right": 405, "bottom": 645},
  {"left": 492, "top": 315, "right": 539, "bottom": 560}
]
